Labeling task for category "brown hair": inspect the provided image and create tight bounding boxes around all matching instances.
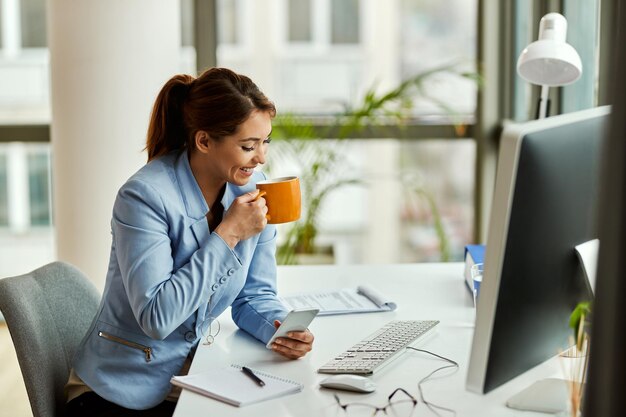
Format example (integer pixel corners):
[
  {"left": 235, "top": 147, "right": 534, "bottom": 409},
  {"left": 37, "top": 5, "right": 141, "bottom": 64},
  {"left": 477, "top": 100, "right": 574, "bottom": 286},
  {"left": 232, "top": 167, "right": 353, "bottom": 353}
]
[{"left": 145, "top": 68, "right": 276, "bottom": 161}]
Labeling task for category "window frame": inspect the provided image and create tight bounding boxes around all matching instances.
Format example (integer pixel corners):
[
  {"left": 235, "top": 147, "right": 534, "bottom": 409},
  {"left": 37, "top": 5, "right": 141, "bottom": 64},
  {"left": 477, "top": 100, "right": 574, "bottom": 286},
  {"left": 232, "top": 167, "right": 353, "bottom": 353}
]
[
  {"left": 0, "top": 0, "right": 616, "bottom": 244},
  {"left": 276, "top": 0, "right": 364, "bottom": 52},
  {"left": 134, "top": 0, "right": 621, "bottom": 243}
]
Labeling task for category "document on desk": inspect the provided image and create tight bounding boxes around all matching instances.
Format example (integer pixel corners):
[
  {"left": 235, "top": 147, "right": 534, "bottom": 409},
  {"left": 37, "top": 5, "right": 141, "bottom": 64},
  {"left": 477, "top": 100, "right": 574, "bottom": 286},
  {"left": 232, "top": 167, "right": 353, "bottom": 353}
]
[
  {"left": 280, "top": 285, "right": 397, "bottom": 316},
  {"left": 170, "top": 364, "right": 303, "bottom": 407}
]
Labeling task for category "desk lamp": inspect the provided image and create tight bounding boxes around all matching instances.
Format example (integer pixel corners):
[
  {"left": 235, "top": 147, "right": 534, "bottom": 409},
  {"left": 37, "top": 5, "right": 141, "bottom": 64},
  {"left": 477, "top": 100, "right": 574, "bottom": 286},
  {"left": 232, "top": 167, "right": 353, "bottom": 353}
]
[{"left": 517, "top": 12, "right": 582, "bottom": 119}]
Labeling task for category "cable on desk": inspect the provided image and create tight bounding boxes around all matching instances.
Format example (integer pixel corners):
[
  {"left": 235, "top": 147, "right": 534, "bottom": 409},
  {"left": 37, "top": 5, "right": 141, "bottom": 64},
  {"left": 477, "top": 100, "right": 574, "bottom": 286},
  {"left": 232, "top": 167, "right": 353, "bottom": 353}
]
[{"left": 406, "top": 347, "right": 459, "bottom": 417}]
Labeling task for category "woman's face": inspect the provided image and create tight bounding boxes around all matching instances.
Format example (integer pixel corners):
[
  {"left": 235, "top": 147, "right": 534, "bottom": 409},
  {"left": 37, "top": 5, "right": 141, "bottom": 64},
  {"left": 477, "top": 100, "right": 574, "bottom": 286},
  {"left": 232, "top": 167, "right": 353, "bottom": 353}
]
[{"left": 198, "top": 110, "right": 273, "bottom": 187}]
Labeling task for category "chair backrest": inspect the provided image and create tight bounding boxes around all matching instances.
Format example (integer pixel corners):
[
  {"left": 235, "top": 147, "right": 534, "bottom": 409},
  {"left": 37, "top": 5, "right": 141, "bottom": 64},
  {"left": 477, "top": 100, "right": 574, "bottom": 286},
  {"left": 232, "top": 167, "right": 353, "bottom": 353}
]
[{"left": 0, "top": 261, "right": 100, "bottom": 417}]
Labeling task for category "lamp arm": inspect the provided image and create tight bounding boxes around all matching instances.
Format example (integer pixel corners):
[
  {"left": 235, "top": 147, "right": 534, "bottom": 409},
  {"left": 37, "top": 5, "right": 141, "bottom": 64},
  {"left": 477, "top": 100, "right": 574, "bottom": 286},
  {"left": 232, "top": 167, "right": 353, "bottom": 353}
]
[{"left": 537, "top": 85, "right": 550, "bottom": 119}]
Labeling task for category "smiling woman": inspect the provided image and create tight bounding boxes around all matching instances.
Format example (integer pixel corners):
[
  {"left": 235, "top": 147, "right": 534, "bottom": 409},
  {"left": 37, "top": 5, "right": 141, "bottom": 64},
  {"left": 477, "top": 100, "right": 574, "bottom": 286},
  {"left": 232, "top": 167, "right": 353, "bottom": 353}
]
[
  {"left": 64, "top": 68, "right": 315, "bottom": 417},
  {"left": 189, "top": 109, "right": 272, "bottom": 233},
  {"left": 189, "top": 110, "right": 272, "bottom": 190}
]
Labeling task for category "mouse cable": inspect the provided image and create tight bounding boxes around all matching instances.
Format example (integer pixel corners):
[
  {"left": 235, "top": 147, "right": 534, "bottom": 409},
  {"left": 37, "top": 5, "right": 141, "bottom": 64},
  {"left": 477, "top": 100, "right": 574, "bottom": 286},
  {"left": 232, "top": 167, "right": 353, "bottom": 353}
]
[{"left": 406, "top": 346, "right": 459, "bottom": 417}]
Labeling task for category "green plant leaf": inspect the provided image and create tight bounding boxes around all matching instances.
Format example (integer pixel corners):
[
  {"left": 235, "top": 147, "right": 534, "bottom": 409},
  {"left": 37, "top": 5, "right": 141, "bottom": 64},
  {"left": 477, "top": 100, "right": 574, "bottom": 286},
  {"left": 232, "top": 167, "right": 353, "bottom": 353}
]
[
  {"left": 569, "top": 301, "right": 592, "bottom": 350},
  {"left": 569, "top": 301, "right": 591, "bottom": 330},
  {"left": 269, "top": 61, "right": 479, "bottom": 264}
]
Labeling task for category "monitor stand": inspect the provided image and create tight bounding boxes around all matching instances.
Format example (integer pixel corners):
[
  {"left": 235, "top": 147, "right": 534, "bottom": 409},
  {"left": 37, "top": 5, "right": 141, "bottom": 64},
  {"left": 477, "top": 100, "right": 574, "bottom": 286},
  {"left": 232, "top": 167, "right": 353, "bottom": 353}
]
[{"left": 505, "top": 378, "right": 571, "bottom": 413}]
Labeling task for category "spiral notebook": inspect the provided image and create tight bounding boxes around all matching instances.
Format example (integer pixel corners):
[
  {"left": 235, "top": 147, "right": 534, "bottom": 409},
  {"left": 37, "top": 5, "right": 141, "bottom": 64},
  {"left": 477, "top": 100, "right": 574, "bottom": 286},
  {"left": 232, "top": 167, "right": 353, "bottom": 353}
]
[{"left": 170, "top": 364, "right": 303, "bottom": 407}]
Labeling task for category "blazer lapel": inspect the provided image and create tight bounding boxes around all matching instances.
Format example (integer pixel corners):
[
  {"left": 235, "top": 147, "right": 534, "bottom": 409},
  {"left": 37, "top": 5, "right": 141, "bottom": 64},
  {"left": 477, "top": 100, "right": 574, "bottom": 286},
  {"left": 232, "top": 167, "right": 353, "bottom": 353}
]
[
  {"left": 173, "top": 151, "right": 212, "bottom": 330},
  {"left": 173, "top": 151, "right": 211, "bottom": 247}
]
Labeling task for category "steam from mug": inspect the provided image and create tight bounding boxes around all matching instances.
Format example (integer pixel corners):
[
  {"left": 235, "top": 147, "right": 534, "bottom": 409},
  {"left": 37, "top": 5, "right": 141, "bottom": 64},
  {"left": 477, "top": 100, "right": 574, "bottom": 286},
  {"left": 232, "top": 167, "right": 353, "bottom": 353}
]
[{"left": 255, "top": 176, "right": 301, "bottom": 224}]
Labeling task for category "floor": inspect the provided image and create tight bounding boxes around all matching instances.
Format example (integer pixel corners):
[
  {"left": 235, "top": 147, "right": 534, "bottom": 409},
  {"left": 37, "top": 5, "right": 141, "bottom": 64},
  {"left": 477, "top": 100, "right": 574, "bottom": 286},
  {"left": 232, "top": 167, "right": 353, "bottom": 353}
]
[{"left": 0, "top": 323, "right": 32, "bottom": 417}]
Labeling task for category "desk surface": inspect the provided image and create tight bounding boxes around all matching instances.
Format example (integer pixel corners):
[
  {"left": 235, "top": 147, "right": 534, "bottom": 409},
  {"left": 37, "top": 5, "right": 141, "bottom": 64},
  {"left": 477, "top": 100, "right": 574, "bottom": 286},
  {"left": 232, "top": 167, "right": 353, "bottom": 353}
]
[{"left": 173, "top": 263, "right": 562, "bottom": 417}]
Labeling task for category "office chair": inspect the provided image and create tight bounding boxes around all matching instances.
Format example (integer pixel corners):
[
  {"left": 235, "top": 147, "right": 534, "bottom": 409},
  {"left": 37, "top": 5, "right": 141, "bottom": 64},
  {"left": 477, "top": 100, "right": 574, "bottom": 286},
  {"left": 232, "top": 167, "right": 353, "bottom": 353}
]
[{"left": 0, "top": 261, "right": 100, "bottom": 417}]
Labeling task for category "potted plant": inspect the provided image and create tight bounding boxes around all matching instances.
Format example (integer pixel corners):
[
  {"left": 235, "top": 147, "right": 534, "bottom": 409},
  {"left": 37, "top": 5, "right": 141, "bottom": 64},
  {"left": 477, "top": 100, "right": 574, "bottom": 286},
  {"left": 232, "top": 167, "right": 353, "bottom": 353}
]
[
  {"left": 266, "top": 116, "right": 361, "bottom": 265},
  {"left": 267, "top": 63, "right": 478, "bottom": 265},
  {"left": 563, "top": 301, "right": 592, "bottom": 417}
]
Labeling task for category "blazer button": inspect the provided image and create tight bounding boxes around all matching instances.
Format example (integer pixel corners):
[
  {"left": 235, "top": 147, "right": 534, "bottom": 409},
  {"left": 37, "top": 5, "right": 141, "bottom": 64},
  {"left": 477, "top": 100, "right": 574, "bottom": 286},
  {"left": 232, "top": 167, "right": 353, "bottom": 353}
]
[
  {"left": 219, "top": 276, "right": 227, "bottom": 284},
  {"left": 227, "top": 268, "right": 236, "bottom": 276},
  {"left": 184, "top": 331, "right": 196, "bottom": 343},
  {"left": 211, "top": 283, "right": 219, "bottom": 291}
]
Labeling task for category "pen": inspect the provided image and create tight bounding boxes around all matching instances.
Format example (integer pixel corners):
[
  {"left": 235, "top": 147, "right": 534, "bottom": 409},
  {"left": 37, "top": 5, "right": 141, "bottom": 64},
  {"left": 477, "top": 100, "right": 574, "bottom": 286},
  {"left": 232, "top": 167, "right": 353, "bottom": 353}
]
[{"left": 242, "top": 366, "right": 265, "bottom": 387}]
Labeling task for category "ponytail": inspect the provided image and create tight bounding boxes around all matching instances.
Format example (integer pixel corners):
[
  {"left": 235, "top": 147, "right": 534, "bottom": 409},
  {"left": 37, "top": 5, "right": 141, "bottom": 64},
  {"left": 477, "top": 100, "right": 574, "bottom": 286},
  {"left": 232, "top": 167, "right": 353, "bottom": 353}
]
[
  {"left": 145, "top": 74, "right": 195, "bottom": 161},
  {"left": 145, "top": 68, "right": 276, "bottom": 162}
]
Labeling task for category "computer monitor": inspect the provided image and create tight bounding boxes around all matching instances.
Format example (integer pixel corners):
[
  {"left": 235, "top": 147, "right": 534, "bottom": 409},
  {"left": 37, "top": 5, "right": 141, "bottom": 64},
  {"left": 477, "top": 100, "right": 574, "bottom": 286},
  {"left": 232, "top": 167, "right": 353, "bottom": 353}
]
[{"left": 466, "top": 106, "right": 610, "bottom": 394}]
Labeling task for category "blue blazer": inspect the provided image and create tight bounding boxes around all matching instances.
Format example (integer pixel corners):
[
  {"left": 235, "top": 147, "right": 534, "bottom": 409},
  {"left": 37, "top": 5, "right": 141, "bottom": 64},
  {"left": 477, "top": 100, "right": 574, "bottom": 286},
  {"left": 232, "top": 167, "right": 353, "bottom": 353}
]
[{"left": 72, "top": 150, "right": 289, "bottom": 409}]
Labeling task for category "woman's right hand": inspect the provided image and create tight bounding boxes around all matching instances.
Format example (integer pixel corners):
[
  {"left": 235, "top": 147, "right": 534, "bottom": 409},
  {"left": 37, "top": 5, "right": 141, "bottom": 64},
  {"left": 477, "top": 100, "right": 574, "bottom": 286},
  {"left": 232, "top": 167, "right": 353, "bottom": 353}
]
[{"left": 215, "top": 190, "right": 268, "bottom": 248}]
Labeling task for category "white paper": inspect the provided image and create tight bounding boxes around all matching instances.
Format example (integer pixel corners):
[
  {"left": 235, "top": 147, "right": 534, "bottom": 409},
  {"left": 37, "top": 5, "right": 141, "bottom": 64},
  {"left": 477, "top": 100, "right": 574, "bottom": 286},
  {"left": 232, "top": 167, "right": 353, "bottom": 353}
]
[{"left": 280, "top": 286, "right": 397, "bottom": 316}]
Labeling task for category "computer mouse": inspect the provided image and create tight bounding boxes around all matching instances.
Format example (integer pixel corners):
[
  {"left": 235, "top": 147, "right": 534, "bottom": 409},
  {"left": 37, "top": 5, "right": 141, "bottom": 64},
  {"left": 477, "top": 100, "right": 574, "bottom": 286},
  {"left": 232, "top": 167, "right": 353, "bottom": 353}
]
[{"left": 319, "top": 374, "right": 377, "bottom": 393}]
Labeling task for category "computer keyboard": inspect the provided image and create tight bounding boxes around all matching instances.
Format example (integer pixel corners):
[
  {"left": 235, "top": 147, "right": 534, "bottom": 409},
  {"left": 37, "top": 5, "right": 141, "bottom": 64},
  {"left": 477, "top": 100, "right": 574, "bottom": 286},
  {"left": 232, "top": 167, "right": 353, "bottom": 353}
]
[{"left": 318, "top": 320, "right": 440, "bottom": 375}]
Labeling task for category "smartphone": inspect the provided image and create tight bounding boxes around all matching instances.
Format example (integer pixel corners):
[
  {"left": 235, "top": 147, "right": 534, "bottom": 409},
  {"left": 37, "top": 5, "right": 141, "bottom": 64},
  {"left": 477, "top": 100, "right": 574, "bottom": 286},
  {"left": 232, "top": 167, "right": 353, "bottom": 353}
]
[{"left": 266, "top": 308, "right": 319, "bottom": 349}]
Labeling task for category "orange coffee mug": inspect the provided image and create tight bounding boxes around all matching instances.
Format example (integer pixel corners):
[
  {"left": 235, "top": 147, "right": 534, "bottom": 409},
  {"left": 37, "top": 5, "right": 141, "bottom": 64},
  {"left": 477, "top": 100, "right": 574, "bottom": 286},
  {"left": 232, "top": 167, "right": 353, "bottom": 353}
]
[{"left": 255, "top": 176, "right": 301, "bottom": 224}]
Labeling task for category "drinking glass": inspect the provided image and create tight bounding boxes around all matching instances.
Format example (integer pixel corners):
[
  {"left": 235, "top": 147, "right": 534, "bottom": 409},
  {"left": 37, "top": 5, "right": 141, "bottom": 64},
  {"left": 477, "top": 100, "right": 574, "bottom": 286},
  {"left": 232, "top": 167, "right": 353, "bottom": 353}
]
[{"left": 471, "top": 263, "right": 484, "bottom": 308}]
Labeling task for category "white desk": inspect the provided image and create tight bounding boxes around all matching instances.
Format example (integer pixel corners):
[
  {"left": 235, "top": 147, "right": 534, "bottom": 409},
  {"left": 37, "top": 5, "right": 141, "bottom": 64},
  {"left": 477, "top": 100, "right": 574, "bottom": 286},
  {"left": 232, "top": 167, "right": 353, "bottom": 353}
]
[{"left": 173, "top": 263, "right": 562, "bottom": 417}]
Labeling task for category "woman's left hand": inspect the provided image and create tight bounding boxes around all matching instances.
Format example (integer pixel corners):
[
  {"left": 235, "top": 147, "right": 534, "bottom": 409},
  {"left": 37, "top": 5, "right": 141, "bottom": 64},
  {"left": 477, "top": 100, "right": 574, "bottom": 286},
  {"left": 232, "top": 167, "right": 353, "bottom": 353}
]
[{"left": 269, "top": 320, "right": 314, "bottom": 359}]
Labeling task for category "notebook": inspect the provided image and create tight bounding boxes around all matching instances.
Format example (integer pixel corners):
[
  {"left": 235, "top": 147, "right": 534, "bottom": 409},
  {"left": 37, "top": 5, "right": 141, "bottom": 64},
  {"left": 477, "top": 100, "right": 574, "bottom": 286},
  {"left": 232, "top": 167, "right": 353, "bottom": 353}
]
[{"left": 170, "top": 364, "right": 303, "bottom": 407}]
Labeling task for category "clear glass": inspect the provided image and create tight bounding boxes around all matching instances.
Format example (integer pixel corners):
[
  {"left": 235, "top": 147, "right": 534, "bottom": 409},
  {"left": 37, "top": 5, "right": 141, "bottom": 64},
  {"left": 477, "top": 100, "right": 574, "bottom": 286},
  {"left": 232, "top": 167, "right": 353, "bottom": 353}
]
[
  {"left": 20, "top": 0, "right": 47, "bottom": 48},
  {"left": 267, "top": 138, "right": 475, "bottom": 264},
  {"left": 216, "top": 1, "right": 478, "bottom": 116},
  {"left": 331, "top": 0, "right": 359, "bottom": 44},
  {"left": 27, "top": 151, "right": 51, "bottom": 226},
  {"left": 470, "top": 262, "right": 484, "bottom": 307},
  {"left": 0, "top": 144, "right": 55, "bottom": 278},
  {"left": 400, "top": 0, "right": 478, "bottom": 116},
  {"left": 398, "top": 139, "right": 476, "bottom": 263},
  {"left": 288, "top": 0, "right": 312, "bottom": 42},
  {"left": 180, "top": 0, "right": 195, "bottom": 47},
  {"left": 562, "top": 0, "right": 600, "bottom": 113},
  {"left": 217, "top": 0, "right": 239, "bottom": 44}
]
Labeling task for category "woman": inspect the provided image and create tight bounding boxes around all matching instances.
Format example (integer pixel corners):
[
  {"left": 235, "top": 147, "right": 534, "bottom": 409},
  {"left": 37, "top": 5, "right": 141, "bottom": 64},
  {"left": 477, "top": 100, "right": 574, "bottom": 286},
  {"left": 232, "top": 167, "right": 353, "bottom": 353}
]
[{"left": 65, "top": 68, "right": 314, "bottom": 416}]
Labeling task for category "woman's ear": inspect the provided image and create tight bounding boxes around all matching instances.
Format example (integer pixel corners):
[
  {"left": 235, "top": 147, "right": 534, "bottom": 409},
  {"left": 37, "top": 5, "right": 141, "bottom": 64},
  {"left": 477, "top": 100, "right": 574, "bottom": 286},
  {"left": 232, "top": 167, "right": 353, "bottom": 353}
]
[{"left": 194, "top": 130, "right": 212, "bottom": 154}]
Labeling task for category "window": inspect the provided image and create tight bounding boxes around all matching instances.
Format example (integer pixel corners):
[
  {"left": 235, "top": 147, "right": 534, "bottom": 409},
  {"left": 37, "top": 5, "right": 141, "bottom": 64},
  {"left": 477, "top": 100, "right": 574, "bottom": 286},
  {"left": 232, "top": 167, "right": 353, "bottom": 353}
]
[
  {"left": 20, "top": 0, "right": 47, "bottom": 48},
  {"left": 267, "top": 137, "right": 475, "bottom": 264},
  {"left": 27, "top": 150, "right": 50, "bottom": 226},
  {"left": 561, "top": 0, "right": 600, "bottom": 113},
  {"left": 511, "top": 1, "right": 532, "bottom": 122},
  {"left": 398, "top": 139, "right": 475, "bottom": 262},
  {"left": 283, "top": 0, "right": 361, "bottom": 47},
  {"left": 331, "top": 0, "right": 359, "bottom": 44},
  {"left": 0, "top": 143, "right": 51, "bottom": 230},
  {"left": 400, "top": 0, "right": 478, "bottom": 116},
  {"left": 180, "top": 0, "right": 195, "bottom": 47},
  {"left": 288, "top": 0, "right": 312, "bottom": 42},
  {"left": 217, "top": 0, "right": 239, "bottom": 45},
  {"left": 216, "top": 0, "right": 478, "bottom": 263}
]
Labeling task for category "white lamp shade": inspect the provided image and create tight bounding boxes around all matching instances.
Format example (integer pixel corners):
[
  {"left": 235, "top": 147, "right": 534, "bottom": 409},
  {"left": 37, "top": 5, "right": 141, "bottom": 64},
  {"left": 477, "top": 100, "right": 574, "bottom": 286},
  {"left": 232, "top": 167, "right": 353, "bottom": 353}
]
[{"left": 516, "top": 13, "right": 583, "bottom": 87}]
